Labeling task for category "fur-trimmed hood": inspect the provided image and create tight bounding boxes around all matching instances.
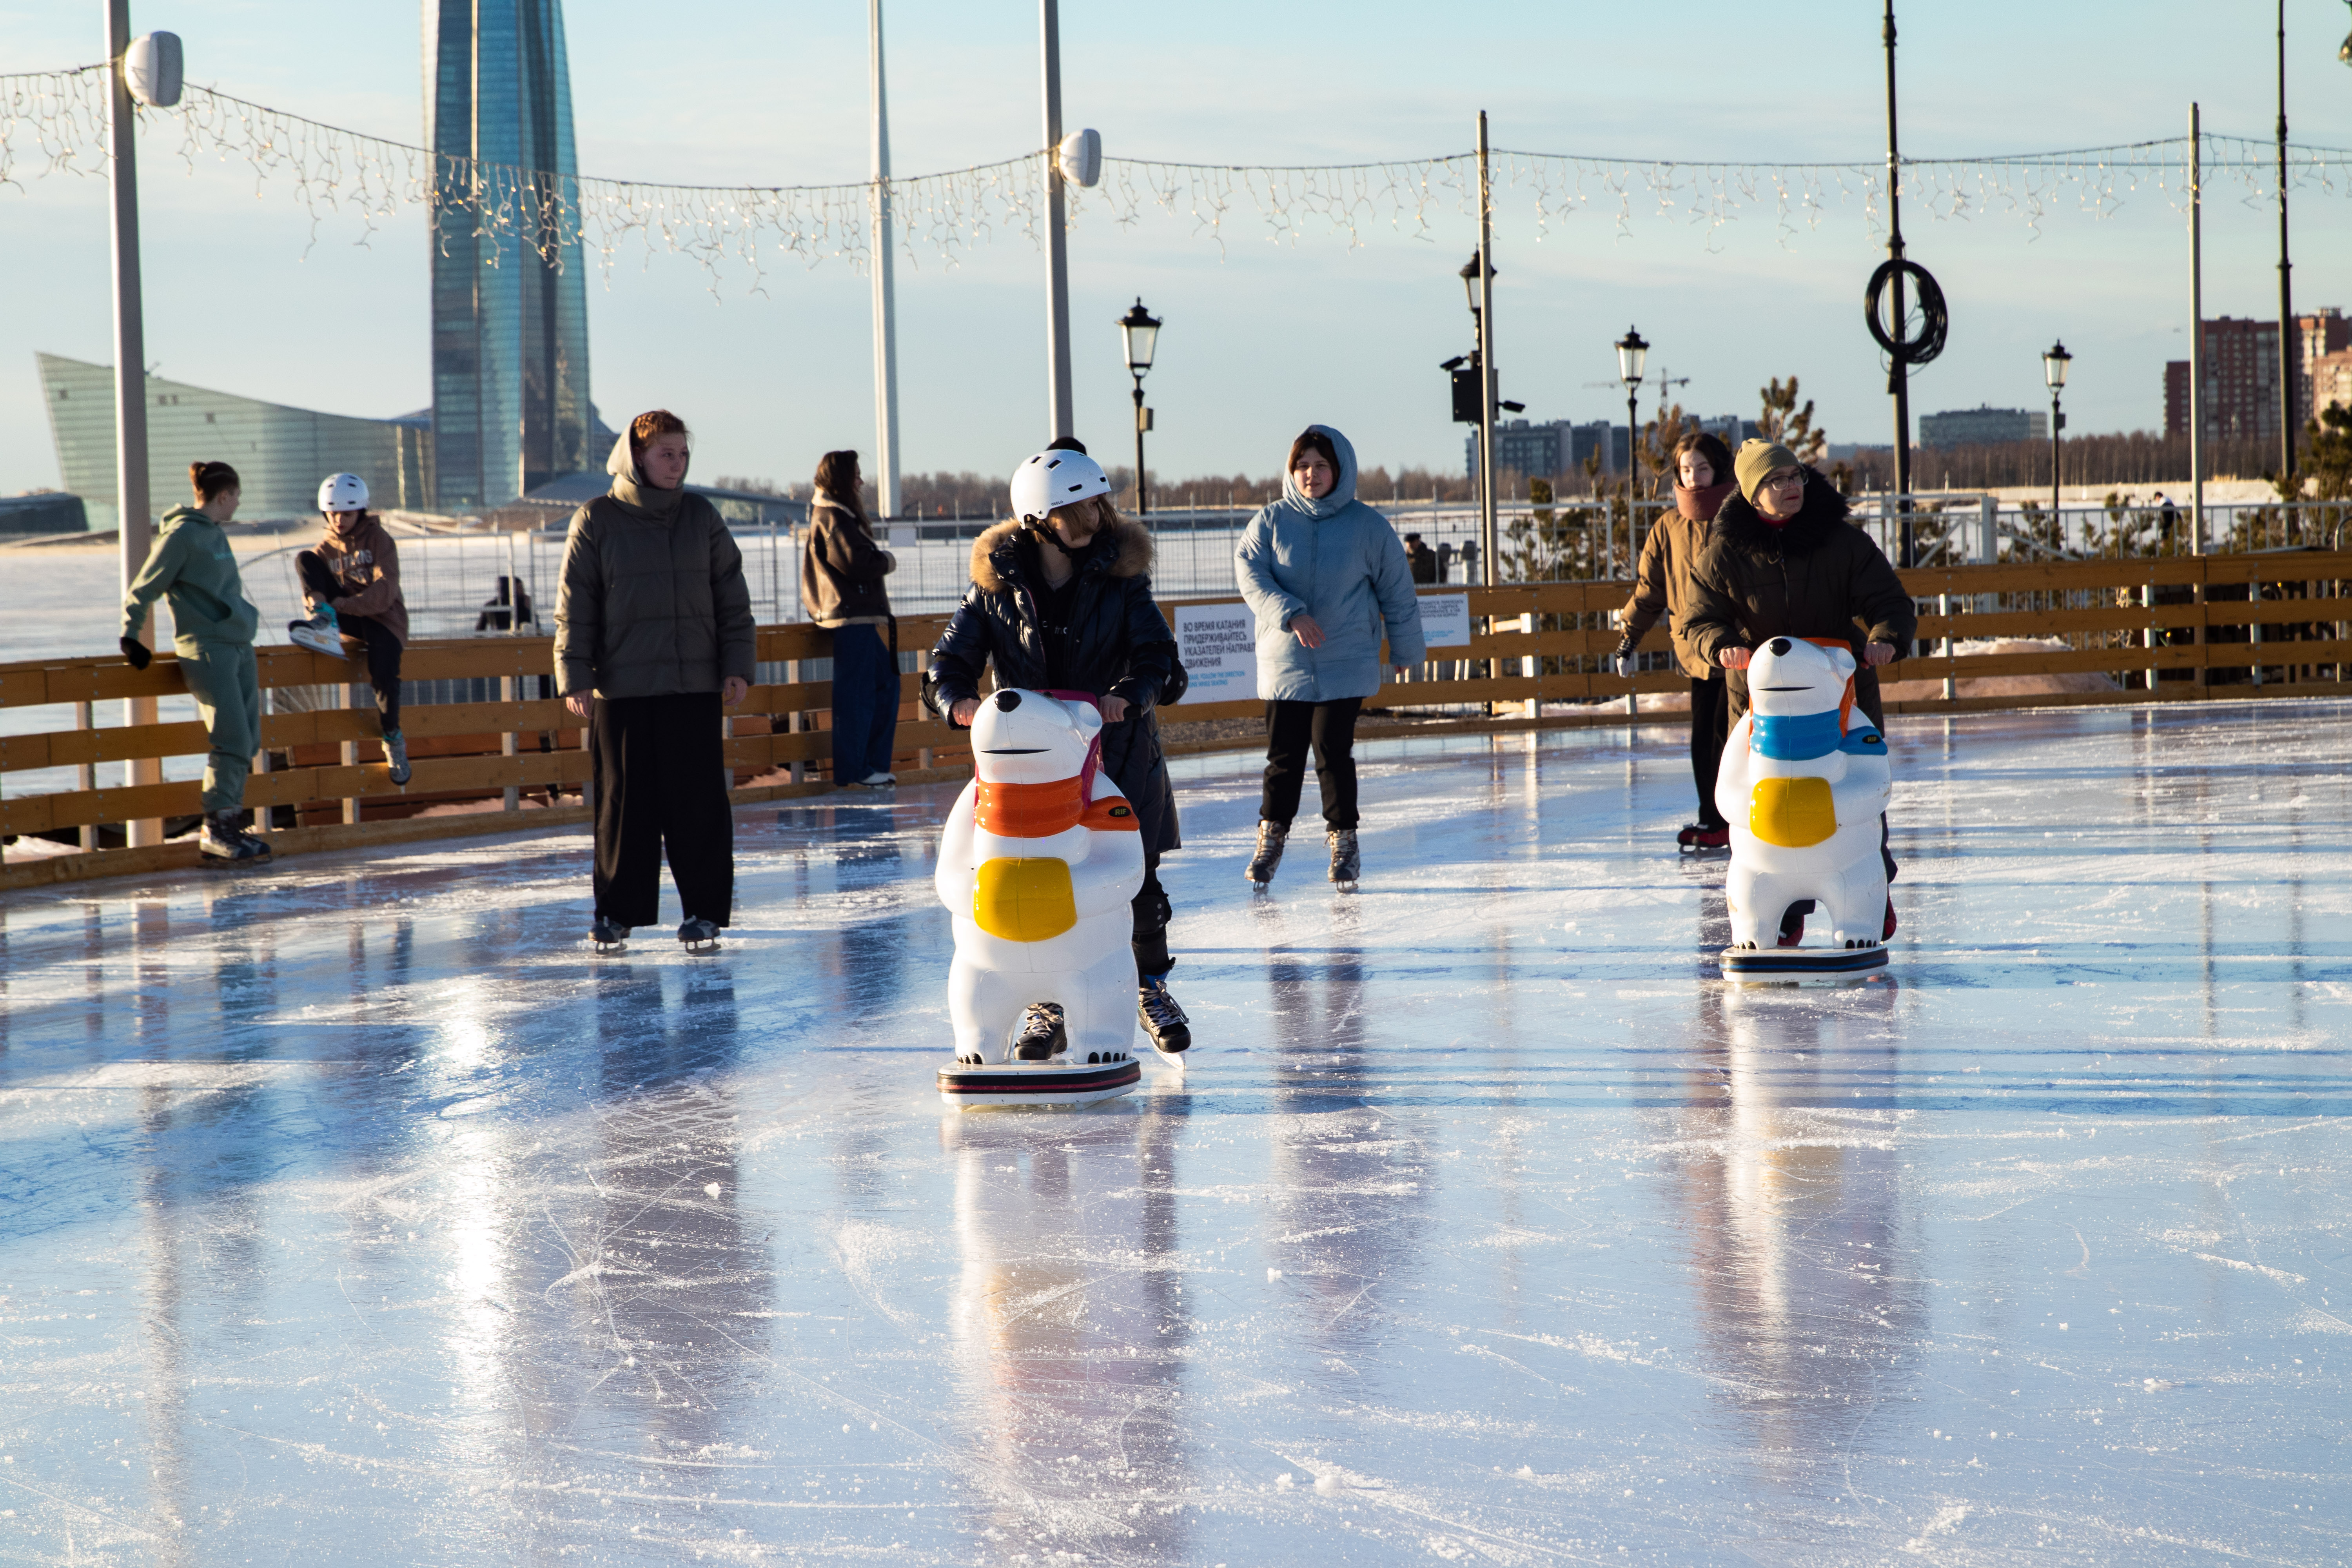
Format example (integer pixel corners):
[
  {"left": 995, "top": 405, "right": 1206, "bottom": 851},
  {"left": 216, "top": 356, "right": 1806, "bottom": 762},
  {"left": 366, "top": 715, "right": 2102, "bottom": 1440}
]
[
  {"left": 1712, "top": 468, "right": 1851, "bottom": 557},
  {"left": 971, "top": 514, "right": 1155, "bottom": 593}
]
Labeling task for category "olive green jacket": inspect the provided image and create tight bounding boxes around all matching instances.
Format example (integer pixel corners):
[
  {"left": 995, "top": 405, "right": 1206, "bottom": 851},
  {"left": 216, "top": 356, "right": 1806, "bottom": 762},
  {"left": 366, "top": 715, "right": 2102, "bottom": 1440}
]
[{"left": 120, "top": 506, "right": 261, "bottom": 654}]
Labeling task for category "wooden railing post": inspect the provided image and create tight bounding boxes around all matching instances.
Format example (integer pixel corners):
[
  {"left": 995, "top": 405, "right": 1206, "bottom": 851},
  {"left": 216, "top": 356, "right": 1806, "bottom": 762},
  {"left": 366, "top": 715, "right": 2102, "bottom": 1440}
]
[
  {"left": 341, "top": 681, "right": 363, "bottom": 826},
  {"left": 76, "top": 701, "right": 97, "bottom": 851},
  {"left": 915, "top": 647, "right": 934, "bottom": 771},
  {"left": 252, "top": 688, "right": 272, "bottom": 837},
  {"left": 787, "top": 658, "right": 806, "bottom": 785},
  {"left": 501, "top": 673, "right": 519, "bottom": 811}
]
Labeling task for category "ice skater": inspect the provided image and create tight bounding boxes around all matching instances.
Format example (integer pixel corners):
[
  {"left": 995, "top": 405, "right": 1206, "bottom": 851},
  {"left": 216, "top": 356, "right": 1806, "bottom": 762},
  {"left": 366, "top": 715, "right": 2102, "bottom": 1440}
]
[
  {"left": 117, "top": 460, "right": 270, "bottom": 864},
  {"left": 289, "top": 473, "right": 412, "bottom": 786},
  {"left": 1233, "top": 425, "right": 1424, "bottom": 889},
  {"left": 1682, "top": 441, "right": 1916, "bottom": 943},
  {"left": 800, "top": 449, "right": 900, "bottom": 788},
  {"left": 1614, "top": 430, "right": 1738, "bottom": 851},
  {"left": 554, "top": 410, "right": 755, "bottom": 953},
  {"left": 926, "top": 447, "right": 1192, "bottom": 1058}
]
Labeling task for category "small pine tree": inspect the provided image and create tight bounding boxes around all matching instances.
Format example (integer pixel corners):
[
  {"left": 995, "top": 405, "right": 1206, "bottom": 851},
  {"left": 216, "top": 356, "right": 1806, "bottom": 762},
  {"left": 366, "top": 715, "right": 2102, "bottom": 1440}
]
[{"left": 1759, "top": 376, "right": 1829, "bottom": 466}]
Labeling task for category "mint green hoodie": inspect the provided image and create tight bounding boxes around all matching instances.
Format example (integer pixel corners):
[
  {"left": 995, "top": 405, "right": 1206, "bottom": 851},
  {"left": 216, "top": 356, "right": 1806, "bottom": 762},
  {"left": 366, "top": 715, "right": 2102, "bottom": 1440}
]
[{"left": 120, "top": 506, "right": 261, "bottom": 654}]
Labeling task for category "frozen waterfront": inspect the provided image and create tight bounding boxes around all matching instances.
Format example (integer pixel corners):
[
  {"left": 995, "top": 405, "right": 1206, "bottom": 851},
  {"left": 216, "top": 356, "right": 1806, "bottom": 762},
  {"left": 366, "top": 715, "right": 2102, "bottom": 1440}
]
[{"left": 1, "top": 702, "right": 2347, "bottom": 1566}]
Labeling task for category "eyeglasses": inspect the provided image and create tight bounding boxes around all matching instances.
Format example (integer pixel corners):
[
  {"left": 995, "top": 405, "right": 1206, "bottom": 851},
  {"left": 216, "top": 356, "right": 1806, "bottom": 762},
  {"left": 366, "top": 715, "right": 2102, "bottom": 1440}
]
[{"left": 1762, "top": 470, "right": 1805, "bottom": 490}]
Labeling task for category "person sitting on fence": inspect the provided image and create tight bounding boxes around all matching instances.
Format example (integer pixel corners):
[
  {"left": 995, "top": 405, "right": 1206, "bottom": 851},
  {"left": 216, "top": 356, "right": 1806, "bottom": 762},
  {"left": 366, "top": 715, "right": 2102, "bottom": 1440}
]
[
  {"left": 1615, "top": 428, "right": 1738, "bottom": 851},
  {"left": 475, "top": 576, "right": 534, "bottom": 632},
  {"left": 118, "top": 459, "right": 270, "bottom": 864},
  {"left": 290, "top": 473, "right": 412, "bottom": 786},
  {"left": 799, "top": 449, "right": 900, "bottom": 788},
  {"left": 555, "top": 408, "right": 755, "bottom": 953},
  {"left": 924, "top": 445, "right": 1192, "bottom": 1057},
  {"left": 1682, "top": 440, "right": 1917, "bottom": 943}
]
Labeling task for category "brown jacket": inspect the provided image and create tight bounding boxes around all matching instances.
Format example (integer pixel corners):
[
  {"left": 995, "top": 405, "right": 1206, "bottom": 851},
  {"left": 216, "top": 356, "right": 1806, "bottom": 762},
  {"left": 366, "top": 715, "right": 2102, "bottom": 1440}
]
[
  {"left": 310, "top": 513, "right": 409, "bottom": 645},
  {"left": 800, "top": 496, "right": 895, "bottom": 626},
  {"left": 554, "top": 433, "right": 756, "bottom": 699},
  {"left": 1682, "top": 471, "right": 1917, "bottom": 727},
  {"left": 1619, "top": 491, "right": 1727, "bottom": 680}
]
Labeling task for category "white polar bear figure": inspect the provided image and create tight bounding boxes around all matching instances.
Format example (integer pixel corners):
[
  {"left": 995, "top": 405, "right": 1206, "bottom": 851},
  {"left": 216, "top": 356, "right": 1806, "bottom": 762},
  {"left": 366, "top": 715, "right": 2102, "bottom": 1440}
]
[
  {"left": 936, "top": 688, "right": 1145, "bottom": 1068},
  {"left": 1715, "top": 637, "right": 1893, "bottom": 960}
]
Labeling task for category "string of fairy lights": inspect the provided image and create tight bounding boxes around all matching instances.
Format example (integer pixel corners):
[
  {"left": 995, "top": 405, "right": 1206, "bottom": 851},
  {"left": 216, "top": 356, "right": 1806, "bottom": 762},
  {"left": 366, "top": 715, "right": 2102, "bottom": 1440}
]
[{"left": 3, "top": 63, "right": 2347, "bottom": 291}]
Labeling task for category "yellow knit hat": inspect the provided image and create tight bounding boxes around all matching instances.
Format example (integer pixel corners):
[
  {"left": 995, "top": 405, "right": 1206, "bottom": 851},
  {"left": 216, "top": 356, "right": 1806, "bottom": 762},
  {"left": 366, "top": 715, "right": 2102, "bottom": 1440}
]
[{"left": 1733, "top": 439, "right": 1803, "bottom": 503}]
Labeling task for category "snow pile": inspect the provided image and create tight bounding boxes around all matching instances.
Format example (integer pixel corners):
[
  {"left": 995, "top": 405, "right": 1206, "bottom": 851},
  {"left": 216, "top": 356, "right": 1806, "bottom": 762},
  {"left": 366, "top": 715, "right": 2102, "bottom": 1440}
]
[{"left": 1882, "top": 637, "right": 2123, "bottom": 701}]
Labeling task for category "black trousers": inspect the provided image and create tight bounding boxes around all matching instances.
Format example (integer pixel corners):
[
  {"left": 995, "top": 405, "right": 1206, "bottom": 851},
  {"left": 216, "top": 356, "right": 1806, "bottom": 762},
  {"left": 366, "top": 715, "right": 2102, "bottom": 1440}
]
[
  {"left": 1133, "top": 855, "right": 1172, "bottom": 979},
  {"left": 1260, "top": 696, "right": 1364, "bottom": 829},
  {"left": 591, "top": 692, "right": 734, "bottom": 927},
  {"left": 1690, "top": 675, "right": 1730, "bottom": 829},
  {"left": 298, "top": 551, "right": 403, "bottom": 732}
]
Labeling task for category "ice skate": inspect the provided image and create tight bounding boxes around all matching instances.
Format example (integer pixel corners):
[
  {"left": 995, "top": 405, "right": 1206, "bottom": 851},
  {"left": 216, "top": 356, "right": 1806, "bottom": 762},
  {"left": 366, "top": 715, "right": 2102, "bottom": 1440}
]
[
  {"left": 1327, "top": 827, "right": 1359, "bottom": 889},
  {"left": 1137, "top": 975, "right": 1191, "bottom": 1060},
  {"left": 198, "top": 811, "right": 270, "bottom": 865},
  {"left": 591, "top": 916, "right": 630, "bottom": 951},
  {"left": 860, "top": 771, "right": 898, "bottom": 787},
  {"left": 678, "top": 916, "right": 722, "bottom": 953},
  {"left": 287, "top": 611, "right": 348, "bottom": 659},
  {"left": 381, "top": 728, "right": 411, "bottom": 786},
  {"left": 1245, "top": 819, "right": 1288, "bottom": 887},
  {"left": 1677, "top": 821, "right": 1730, "bottom": 853},
  {"left": 934, "top": 689, "right": 1146, "bottom": 1109}
]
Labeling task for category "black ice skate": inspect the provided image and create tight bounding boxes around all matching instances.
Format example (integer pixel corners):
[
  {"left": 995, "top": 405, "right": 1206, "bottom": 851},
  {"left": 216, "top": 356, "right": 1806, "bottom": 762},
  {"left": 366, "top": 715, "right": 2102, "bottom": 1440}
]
[
  {"left": 591, "top": 916, "right": 630, "bottom": 952},
  {"left": 198, "top": 811, "right": 270, "bottom": 864},
  {"left": 1327, "top": 827, "right": 1359, "bottom": 889},
  {"left": 1011, "top": 1002, "right": 1067, "bottom": 1060},
  {"left": 1137, "top": 976, "right": 1191, "bottom": 1059},
  {"left": 1246, "top": 820, "right": 1288, "bottom": 887},
  {"left": 678, "top": 916, "right": 722, "bottom": 953}
]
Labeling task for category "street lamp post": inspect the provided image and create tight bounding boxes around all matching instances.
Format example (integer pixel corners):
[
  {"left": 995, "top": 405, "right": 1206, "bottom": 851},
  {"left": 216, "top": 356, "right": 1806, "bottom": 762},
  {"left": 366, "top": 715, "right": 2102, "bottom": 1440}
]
[
  {"left": 1118, "top": 298, "right": 1160, "bottom": 515},
  {"left": 1616, "top": 327, "right": 1648, "bottom": 578},
  {"left": 2043, "top": 340, "right": 2071, "bottom": 526}
]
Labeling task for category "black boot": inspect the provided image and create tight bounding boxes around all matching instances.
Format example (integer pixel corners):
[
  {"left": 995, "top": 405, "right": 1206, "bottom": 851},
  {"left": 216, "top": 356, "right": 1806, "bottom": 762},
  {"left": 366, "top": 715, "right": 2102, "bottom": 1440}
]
[
  {"left": 1137, "top": 974, "right": 1191, "bottom": 1057},
  {"left": 1012, "top": 1002, "right": 1066, "bottom": 1060}
]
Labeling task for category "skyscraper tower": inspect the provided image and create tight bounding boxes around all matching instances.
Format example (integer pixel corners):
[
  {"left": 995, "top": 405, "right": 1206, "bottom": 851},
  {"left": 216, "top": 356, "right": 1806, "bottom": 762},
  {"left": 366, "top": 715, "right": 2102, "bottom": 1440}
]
[{"left": 425, "top": 0, "right": 593, "bottom": 512}]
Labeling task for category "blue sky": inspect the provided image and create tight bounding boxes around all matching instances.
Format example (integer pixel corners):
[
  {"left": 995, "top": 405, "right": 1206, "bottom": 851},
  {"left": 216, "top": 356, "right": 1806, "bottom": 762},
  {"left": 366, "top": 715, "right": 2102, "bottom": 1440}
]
[{"left": 2, "top": 0, "right": 2348, "bottom": 500}]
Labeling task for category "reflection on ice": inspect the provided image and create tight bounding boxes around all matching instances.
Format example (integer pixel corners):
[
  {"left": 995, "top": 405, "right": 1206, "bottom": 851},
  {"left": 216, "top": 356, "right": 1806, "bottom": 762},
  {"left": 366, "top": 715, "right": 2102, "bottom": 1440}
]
[{"left": 0, "top": 702, "right": 2347, "bottom": 1562}]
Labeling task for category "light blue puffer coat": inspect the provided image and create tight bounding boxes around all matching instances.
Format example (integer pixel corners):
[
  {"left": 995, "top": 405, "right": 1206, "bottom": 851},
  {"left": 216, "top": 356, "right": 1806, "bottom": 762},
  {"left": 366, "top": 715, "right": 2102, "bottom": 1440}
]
[{"left": 1234, "top": 425, "right": 1425, "bottom": 702}]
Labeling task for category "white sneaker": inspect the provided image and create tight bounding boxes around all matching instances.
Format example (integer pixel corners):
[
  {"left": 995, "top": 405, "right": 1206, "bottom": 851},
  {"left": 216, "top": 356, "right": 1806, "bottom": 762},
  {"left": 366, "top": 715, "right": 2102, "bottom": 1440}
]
[
  {"left": 860, "top": 771, "right": 898, "bottom": 787},
  {"left": 288, "top": 616, "right": 348, "bottom": 659}
]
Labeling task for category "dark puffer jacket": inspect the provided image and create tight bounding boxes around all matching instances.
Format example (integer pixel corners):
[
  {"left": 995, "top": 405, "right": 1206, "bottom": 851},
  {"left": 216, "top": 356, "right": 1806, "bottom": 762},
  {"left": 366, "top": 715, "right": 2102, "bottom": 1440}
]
[
  {"left": 1682, "top": 470, "right": 1917, "bottom": 726},
  {"left": 926, "top": 517, "right": 1181, "bottom": 857}
]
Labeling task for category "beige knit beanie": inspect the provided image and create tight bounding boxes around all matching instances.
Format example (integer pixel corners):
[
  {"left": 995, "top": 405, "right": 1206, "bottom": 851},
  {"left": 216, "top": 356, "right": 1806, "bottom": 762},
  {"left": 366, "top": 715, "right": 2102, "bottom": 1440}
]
[{"left": 1733, "top": 439, "right": 1802, "bottom": 503}]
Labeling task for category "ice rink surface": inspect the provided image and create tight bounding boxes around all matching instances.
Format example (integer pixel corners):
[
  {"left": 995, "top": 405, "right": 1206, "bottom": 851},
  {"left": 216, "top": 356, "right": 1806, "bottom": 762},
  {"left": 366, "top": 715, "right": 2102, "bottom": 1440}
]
[{"left": 2, "top": 701, "right": 2347, "bottom": 1566}]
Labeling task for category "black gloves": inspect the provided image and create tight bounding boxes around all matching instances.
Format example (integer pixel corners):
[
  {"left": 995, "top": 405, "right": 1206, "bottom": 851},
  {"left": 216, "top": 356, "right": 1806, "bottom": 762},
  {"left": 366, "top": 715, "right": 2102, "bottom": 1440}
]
[
  {"left": 1611, "top": 636, "right": 1636, "bottom": 679},
  {"left": 120, "top": 636, "right": 151, "bottom": 670}
]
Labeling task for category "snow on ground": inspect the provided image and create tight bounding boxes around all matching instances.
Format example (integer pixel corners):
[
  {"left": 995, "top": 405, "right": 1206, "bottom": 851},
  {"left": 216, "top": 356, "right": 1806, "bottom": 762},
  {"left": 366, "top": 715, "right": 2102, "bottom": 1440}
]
[{"left": 0, "top": 702, "right": 2347, "bottom": 1565}]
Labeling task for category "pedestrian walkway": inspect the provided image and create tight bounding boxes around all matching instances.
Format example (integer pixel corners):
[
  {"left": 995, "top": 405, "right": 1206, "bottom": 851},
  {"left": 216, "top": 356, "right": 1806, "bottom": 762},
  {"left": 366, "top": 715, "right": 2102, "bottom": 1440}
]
[{"left": 0, "top": 702, "right": 2345, "bottom": 1563}]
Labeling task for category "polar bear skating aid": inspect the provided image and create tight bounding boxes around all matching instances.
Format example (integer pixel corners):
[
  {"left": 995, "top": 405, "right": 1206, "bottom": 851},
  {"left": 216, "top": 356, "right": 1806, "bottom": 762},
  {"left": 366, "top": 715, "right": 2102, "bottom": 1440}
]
[
  {"left": 934, "top": 689, "right": 1148, "bottom": 1107},
  {"left": 1715, "top": 637, "right": 1893, "bottom": 976}
]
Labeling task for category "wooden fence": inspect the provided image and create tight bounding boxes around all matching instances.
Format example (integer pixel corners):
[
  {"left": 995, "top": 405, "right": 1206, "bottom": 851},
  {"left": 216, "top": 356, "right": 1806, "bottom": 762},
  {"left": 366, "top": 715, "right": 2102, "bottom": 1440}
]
[{"left": 3, "top": 552, "right": 2344, "bottom": 892}]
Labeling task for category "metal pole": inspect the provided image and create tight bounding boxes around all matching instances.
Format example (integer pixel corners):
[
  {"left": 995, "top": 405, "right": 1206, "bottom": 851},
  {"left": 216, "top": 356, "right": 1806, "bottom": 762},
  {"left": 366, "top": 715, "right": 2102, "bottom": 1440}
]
[
  {"left": 2050, "top": 387, "right": 2062, "bottom": 524},
  {"left": 2276, "top": 0, "right": 2295, "bottom": 485},
  {"left": 1132, "top": 374, "right": 1148, "bottom": 515},
  {"left": 1625, "top": 387, "right": 1639, "bottom": 579},
  {"left": 107, "top": 0, "right": 163, "bottom": 848},
  {"left": 868, "top": 0, "right": 902, "bottom": 523},
  {"left": 1040, "top": 0, "right": 1073, "bottom": 440},
  {"left": 2189, "top": 102, "right": 2205, "bottom": 557},
  {"left": 1475, "top": 111, "right": 1497, "bottom": 586},
  {"left": 1883, "top": 0, "right": 1915, "bottom": 565}
]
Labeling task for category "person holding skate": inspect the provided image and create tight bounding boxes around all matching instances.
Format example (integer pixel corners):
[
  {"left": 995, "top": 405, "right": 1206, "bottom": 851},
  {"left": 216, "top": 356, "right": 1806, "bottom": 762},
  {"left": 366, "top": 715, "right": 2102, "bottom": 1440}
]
[
  {"left": 118, "top": 459, "right": 270, "bottom": 863},
  {"left": 288, "top": 473, "right": 412, "bottom": 786},
  {"left": 1614, "top": 429, "right": 1737, "bottom": 851},
  {"left": 1682, "top": 440, "right": 1916, "bottom": 943},
  {"left": 924, "top": 447, "right": 1192, "bottom": 1059},
  {"left": 1233, "top": 425, "right": 1424, "bottom": 889},
  {"left": 555, "top": 409, "right": 755, "bottom": 953}
]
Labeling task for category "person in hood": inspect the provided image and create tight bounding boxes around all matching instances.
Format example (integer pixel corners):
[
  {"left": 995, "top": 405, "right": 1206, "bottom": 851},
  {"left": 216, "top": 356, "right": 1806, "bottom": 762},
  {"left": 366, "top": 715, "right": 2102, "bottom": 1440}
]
[
  {"left": 291, "top": 472, "right": 412, "bottom": 785},
  {"left": 1683, "top": 439, "right": 1917, "bottom": 944},
  {"left": 799, "top": 449, "right": 900, "bottom": 787},
  {"left": 1615, "top": 429, "right": 1737, "bottom": 851},
  {"left": 1232, "top": 425, "right": 1425, "bottom": 889},
  {"left": 118, "top": 459, "right": 270, "bottom": 864},
  {"left": 554, "top": 409, "right": 756, "bottom": 953},
  {"left": 925, "top": 446, "right": 1191, "bottom": 1058}
]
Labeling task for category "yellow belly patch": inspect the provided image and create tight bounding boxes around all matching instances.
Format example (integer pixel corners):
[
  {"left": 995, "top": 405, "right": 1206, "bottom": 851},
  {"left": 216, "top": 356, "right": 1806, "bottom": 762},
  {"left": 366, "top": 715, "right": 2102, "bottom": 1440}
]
[
  {"left": 1749, "top": 776, "right": 1837, "bottom": 848},
  {"left": 972, "top": 857, "right": 1078, "bottom": 942}
]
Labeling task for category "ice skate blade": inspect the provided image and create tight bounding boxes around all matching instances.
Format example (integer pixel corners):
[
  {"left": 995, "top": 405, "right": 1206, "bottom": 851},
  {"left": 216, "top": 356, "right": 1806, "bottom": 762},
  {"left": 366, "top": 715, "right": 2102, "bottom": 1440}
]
[
  {"left": 1720, "top": 944, "right": 1888, "bottom": 978},
  {"left": 200, "top": 848, "right": 271, "bottom": 867},
  {"left": 937, "top": 1056, "right": 1142, "bottom": 1108}
]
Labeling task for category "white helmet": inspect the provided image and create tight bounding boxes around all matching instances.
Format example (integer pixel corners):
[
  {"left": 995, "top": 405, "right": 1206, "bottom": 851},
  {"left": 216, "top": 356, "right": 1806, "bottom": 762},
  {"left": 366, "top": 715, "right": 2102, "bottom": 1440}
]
[
  {"left": 318, "top": 472, "right": 369, "bottom": 513},
  {"left": 1009, "top": 448, "right": 1110, "bottom": 525}
]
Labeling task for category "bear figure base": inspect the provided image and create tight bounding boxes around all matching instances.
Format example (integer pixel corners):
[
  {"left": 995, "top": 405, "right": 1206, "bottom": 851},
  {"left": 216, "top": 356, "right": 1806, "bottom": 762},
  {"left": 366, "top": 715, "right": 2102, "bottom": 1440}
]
[
  {"left": 935, "top": 1055, "right": 1142, "bottom": 1108},
  {"left": 1719, "top": 942, "right": 1889, "bottom": 978}
]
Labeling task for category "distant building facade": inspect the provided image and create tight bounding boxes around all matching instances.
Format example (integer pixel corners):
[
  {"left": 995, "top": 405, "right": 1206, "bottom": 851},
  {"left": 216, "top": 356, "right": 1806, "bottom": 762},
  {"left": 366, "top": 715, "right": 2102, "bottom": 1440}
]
[
  {"left": 426, "top": 0, "right": 593, "bottom": 512},
  {"left": 38, "top": 353, "right": 431, "bottom": 530},
  {"left": 1920, "top": 406, "right": 2049, "bottom": 448},
  {"left": 0, "top": 492, "right": 87, "bottom": 536},
  {"left": 2165, "top": 316, "right": 2285, "bottom": 441},
  {"left": 2297, "top": 308, "right": 2352, "bottom": 425},
  {"left": 2312, "top": 349, "right": 2352, "bottom": 425}
]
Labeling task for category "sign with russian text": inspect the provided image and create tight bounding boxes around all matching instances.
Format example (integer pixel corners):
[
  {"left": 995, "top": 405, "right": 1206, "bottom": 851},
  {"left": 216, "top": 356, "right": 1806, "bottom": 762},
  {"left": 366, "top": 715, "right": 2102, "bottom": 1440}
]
[
  {"left": 1417, "top": 592, "right": 1472, "bottom": 650},
  {"left": 1171, "top": 602, "right": 1258, "bottom": 702}
]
